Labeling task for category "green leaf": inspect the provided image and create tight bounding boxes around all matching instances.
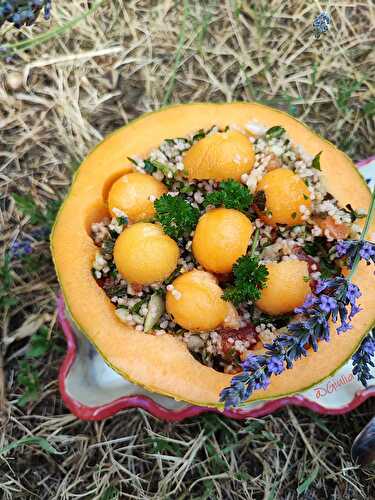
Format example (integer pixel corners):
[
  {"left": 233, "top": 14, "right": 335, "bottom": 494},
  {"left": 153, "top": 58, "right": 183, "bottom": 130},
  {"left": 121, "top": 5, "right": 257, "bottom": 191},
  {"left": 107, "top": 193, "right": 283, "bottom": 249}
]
[
  {"left": 12, "top": 193, "right": 45, "bottom": 225},
  {"left": 312, "top": 151, "right": 322, "bottom": 171},
  {"left": 100, "top": 486, "right": 120, "bottom": 500},
  {"left": 130, "top": 299, "right": 146, "bottom": 315},
  {"left": 297, "top": 466, "right": 319, "bottom": 495},
  {"left": 16, "top": 361, "right": 40, "bottom": 407},
  {"left": 265, "top": 126, "right": 285, "bottom": 139},
  {"left": 0, "top": 436, "right": 64, "bottom": 456},
  {"left": 0, "top": 253, "right": 17, "bottom": 311},
  {"left": 204, "top": 179, "right": 253, "bottom": 212},
  {"left": 362, "top": 100, "right": 375, "bottom": 116},
  {"left": 154, "top": 194, "right": 200, "bottom": 240},
  {"left": 12, "top": 194, "right": 61, "bottom": 228},
  {"left": 336, "top": 79, "right": 362, "bottom": 112},
  {"left": 27, "top": 326, "right": 51, "bottom": 358}
]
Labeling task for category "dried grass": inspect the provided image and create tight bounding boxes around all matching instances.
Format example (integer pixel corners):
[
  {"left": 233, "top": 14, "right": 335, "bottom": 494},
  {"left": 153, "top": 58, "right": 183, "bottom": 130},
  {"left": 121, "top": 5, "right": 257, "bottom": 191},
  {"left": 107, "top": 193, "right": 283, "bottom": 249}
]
[{"left": 1, "top": 1, "right": 375, "bottom": 498}]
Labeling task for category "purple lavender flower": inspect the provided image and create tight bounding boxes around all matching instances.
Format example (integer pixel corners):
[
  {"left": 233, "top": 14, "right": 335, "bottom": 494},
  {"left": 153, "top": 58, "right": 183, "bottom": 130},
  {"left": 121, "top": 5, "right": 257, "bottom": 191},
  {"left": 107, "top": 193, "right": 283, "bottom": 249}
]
[
  {"left": 352, "top": 332, "right": 375, "bottom": 387},
  {"left": 313, "top": 11, "right": 331, "bottom": 39},
  {"left": 347, "top": 283, "right": 361, "bottom": 304},
  {"left": 336, "top": 240, "right": 352, "bottom": 257},
  {"left": 10, "top": 240, "right": 33, "bottom": 258},
  {"left": 336, "top": 240, "right": 375, "bottom": 268},
  {"left": 242, "top": 355, "right": 263, "bottom": 371},
  {"left": 267, "top": 356, "right": 284, "bottom": 375},
  {"left": 319, "top": 295, "right": 337, "bottom": 313},
  {"left": 337, "top": 322, "right": 352, "bottom": 334},
  {"left": 359, "top": 242, "right": 375, "bottom": 262},
  {"left": 295, "top": 293, "right": 317, "bottom": 313},
  {"left": 0, "top": 0, "right": 52, "bottom": 29}
]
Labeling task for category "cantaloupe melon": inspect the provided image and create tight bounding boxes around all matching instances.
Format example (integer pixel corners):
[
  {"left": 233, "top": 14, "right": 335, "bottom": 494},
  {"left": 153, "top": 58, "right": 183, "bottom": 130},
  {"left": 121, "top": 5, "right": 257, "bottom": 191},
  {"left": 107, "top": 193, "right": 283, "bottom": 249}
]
[{"left": 51, "top": 103, "right": 374, "bottom": 408}]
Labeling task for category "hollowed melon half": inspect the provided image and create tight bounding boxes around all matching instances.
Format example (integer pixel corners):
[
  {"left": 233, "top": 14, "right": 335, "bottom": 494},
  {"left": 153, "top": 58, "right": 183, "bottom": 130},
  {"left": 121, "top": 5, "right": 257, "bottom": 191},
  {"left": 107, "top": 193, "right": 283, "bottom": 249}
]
[{"left": 51, "top": 103, "right": 375, "bottom": 408}]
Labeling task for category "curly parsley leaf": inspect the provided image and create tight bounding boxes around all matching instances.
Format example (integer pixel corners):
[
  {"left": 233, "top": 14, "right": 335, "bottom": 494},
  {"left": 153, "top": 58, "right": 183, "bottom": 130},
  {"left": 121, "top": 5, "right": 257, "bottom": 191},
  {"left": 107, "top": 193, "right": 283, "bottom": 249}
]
[
  {"left": 222, "top": 254, "right": 269, "bottom": 306},
  {"left": 204, "top": 179, "right": 253, "bottom": 212},
  {"left": 154, "top": 194, "right": 200, "bottom": 240}
]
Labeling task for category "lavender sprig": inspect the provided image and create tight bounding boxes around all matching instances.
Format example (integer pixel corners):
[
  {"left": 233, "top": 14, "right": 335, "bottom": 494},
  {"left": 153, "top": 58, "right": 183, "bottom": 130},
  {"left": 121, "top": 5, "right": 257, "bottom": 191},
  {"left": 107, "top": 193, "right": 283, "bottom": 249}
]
[
  {"left": 220, "top": 279, "right": 362, "bottom": 408},
  {"left": 0, "top": 0, "right": 51, "bottom": 29},
  {"left": 352, "top": 331, "right": 375, "bottom": 387},
  {"left": 221, "top": 189, "right": 375, "bottom": 408},
  {"left": 313, "top": 11, "right": 331, "bottom": 39}
]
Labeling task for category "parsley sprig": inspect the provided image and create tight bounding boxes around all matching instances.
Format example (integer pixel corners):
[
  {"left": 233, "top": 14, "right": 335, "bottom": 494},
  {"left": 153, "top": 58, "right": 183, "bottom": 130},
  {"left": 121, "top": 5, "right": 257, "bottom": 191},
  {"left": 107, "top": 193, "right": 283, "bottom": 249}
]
[
  {"left": 222, "top": 229, "right": 268, "bottom": 306},
  {"left": 154, "top": 194, "right": 199, "bottom": 240},
  {"left": 204, "top": 179, "right": 253, "bottom": 212}
]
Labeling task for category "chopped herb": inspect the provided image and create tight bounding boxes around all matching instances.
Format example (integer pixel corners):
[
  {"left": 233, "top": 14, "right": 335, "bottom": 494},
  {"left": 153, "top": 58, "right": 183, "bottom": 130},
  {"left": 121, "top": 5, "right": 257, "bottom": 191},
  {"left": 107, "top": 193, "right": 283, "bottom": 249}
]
[
  {"left": 342, "top": 203, "right": 367, "bottom": 223},
  {"left": 131, "top": 299, "right": 146, "bottom": 314},
  {"left": 117, "top": 215, "right": 128, "bottom": 226},
  {"left": 303, "top": 194, "right": 309, "bottom": 200},
  {"left": 128, "top": 157, "right": 169, "bottom": 176},
  {"left": 303, "top": 275, "right": 310, "bottom": 282},
  {"left": 191, "top": 125, "right": 216, "bottom": 143},
  {"left": 154, "top": 194, "right": 200, "bottom": 240},
  {"left": 253, "top": 190, "right": 266, "bottom": 212},
  {"left": 180, "top": 185, "right": 194, "bottom": 194},
  {"left": 192, "top": 129, "right": 206, "bottom": 142},
  {"left": 204, "top": 179, "right": 253, "bottom": 212},
  {"left": 127, "top": 157, "right": 138, "bottom": 166},
  {"left": 104, "top": 283, "right": 128, "bottom": 298},
  {"left": 150, "top": 160, "right": 170, "bottom": 175},
  {"left": 102, "top": 239, "right": 115, "bottom": 254},
  {"left": 265, "top": 126, "right": 285, "bottom": 139},
  {"left": 291, "top": 212, "right": 297, "bottom": 219},
  {"left": 143, "top": 159, "right": 157, "bottom": 174},
  {"left": 312, "top": 151, "right": 322, "bottom": 171},
  {"left": 164, "top": 266, "right": 183, "bottom": 286},
  {"left": 303, "top": 237, "right": 339, "bottom": 279}
]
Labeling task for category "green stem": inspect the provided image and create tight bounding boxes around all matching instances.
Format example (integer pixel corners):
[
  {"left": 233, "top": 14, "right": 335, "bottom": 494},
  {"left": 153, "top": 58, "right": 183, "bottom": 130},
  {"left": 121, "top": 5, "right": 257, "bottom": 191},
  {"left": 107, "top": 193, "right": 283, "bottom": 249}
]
[
  {"left": 348, "top": 188, "right": 375, "bottom": 282},
  {"left": 162, "top": 0, "right": 189, "bottom": 106}
]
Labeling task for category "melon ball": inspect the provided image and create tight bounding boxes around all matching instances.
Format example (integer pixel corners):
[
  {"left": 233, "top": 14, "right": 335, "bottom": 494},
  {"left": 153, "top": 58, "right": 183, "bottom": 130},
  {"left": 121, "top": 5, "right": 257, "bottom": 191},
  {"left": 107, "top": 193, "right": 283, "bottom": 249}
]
[
  {"left": 183, "top": 130, "right": 255, "bottom": 181},
  {"left": 113, "top": 223, "right": 179, "bottom": 285},
  {"left": 256, "top": 168, "right": 311, "bottom": 226},
  {"left": 256, "top": 260, "right": 311, "bottom": 315},
  {"left": 192, "top": 208, "right": 254, "bottom": 274},
  {"left": 166, "top": 270, "right": 229, "bottom": 331},
  {"left": 108, "top": 172, "right": 167, "bottom": 222}
]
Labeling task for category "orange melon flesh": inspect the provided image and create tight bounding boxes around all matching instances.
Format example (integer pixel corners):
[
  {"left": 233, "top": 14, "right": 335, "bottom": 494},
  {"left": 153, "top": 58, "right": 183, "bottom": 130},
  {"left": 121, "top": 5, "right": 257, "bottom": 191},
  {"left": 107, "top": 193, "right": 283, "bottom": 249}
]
[{"left": 51, "top": 103, "right": 375, "bottom": 408}]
